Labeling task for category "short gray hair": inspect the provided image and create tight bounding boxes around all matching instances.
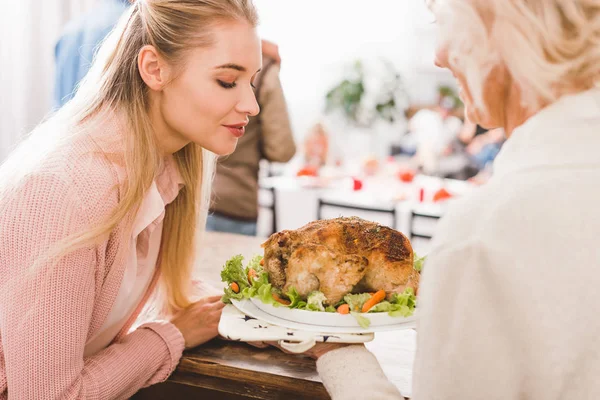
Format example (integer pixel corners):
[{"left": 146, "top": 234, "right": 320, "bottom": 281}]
[{"left": 432, "top": 0, "right": 600, "bottom": 111}]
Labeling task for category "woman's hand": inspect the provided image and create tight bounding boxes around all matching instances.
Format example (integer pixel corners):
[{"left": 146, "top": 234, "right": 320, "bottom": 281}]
[
  {"left": 261, "top": 39, "right": 281, "bottom": 63},
  {"left": 171, "top": 295, "right": 225, "bottom": 349}
]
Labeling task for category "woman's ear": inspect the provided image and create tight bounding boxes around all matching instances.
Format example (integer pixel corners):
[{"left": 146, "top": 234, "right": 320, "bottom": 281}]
[{"left": 138, "top": 45, "right": 170, "bottom": 91}]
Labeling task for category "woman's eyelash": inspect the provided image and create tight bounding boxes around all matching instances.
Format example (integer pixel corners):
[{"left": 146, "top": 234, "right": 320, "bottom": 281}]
[
  {"left": 217, "top": 80, "right": 256, "bottom": 90},
  {"left": 217, "top": 80, "right": 236, "bottom": 89}
]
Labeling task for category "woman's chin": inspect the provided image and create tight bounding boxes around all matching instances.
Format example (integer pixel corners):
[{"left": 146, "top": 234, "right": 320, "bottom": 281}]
[
  {"left": 465, "top": 106, "right": 489, "bottom": 128},
  {"left": 209, "top": 142, "right": 238, "bottom": 157},
  {"left": 468, "top": 110, "right": 500, "bottom": 130}
]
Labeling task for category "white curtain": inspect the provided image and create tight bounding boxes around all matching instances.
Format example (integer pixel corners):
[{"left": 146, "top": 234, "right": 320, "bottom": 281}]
[{"left": 0, "top": 0, "right": 98, "bottom": 162}]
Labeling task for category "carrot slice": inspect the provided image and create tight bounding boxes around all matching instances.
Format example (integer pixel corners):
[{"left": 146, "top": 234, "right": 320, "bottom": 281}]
[
  {"left": 260, "top": 258, "right": 265, "bottom": 266},
  {"left": 337, "top": 304, "right": 350, "bottom": 314},
  {"left": 248, "top": 268, "right": 257, "bottom": 284},
  {"left": 362, "top": 290, "right": 386, "bottom": 312},
  {"left": 273, "top": 293, "right": 291, "bottom": 306},
  {"left": 230, "top": 282, "right": 240, "bottom": 293}
]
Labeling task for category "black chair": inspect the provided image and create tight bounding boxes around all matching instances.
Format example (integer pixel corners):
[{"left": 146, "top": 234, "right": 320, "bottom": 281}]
[
  {"left": 317, "top": 198, "right": 398, "bottom": 229},
  {"left": 258, "top": 186, "right": 277, "bottom": 235},
  {"left": 409, "top": 211, "right": 441, "bottom": 240}
]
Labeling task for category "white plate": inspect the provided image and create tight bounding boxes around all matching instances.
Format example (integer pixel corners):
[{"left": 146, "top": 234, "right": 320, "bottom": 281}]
[
  {"left": 231, "top": 299, "right": 417, "bottom": 334},
  {"left": 219, "top": 305, "right": 374, "bottom": 354}
]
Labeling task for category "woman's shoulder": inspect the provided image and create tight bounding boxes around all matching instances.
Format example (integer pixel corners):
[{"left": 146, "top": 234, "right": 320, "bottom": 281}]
[
  {"left": 431, "top": 176, "right": 549, "bottom": 251},
  {"left": 0, "top": 123, "right": 124, "bottom": 221}
]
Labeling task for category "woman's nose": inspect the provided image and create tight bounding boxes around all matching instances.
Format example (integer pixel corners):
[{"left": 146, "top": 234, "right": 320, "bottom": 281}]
[
  {"left": 238, "top": 86, "right": 260, "bottom": 117},
  {"left": 434, "top": 45, "right": 449, "bottom": 69}
]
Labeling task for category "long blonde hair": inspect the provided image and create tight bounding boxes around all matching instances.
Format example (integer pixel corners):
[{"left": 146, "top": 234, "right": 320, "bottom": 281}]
[
  {"left": 431, "top": 0, "right": 600, "bottom": 112},
  {"left": 26, "top": 0, "right": 258, "bottom": 315}
]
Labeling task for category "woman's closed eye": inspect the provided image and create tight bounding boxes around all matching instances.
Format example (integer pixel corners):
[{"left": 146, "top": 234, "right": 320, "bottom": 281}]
[
  {"left": 217, "top": 79, "right": 257, "bottom": 90},
  {"left": 217, "top": 79, "right": 236, "bottom": 89}
]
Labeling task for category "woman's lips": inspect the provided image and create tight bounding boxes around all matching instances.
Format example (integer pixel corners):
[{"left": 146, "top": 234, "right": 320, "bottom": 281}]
[{"left": 223, "top": 125, "right": 246, "bottom": 138}]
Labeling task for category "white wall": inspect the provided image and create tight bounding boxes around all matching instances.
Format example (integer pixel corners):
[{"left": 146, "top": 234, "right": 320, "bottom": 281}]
[
  {"left": 0, "top": 1, "right": 458, "bottom": 162},
  {"left": 0, "top": 0, "right": 98, "bottom": 161},
  {"left": 253, "top": 0, "right": 457, "bottom": 143}
]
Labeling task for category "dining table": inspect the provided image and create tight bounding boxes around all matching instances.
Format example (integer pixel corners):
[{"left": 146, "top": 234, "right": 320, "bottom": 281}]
[
  {"left": 132, "top": 231, "right": 416, "bottom": 399},
  {"left": 256, "top": 172, "right": 473, "bottom": 255}
]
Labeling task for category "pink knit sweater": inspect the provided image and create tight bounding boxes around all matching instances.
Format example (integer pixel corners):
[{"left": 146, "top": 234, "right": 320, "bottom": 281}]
[{"left": 0, "top": 113, "right": 186, "bottom": 399}]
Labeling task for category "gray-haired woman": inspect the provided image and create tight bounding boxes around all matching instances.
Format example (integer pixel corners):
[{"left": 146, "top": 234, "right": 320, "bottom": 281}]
[{"left": 295, "top": 1, "right": 600, "bottom": 399}]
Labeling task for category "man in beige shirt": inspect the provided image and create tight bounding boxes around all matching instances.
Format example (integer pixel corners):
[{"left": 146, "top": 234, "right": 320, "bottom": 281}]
[{"left": 208, "top": 42, "right": 296, "bottom": 236}]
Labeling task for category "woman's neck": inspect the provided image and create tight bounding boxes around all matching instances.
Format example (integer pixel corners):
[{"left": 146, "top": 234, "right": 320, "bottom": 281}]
[
  {"left": 502, "top": 85, "right": 539, "bottom": 138},
  {"left": 148, "top": 97, "right": 190, "bottom": 155}
]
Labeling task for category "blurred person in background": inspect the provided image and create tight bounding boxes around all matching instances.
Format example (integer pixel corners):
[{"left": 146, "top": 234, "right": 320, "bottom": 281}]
[
  {"left": 440, "top": 120, "right": 506, "bottom": 180},
  {"left": 463, "top": 125, "right": 505, "bottom": 171},
  {"left": 407, "top": 95, "right": 463, "bottom": 175},
  {"left": 271, "top": 1, "right": 600, "bottom": 399},
  {"left": 54, "top": 0, "right": 131, "bottom": 108},
  {"left": 303, "top": 122, "right": 329, "bottom": 168},
  {"left": 208, "top": 39, "right": 296, "bottom": 236},
  {"left": 0, "top": 1, "right": 261, "bottom": 398}
]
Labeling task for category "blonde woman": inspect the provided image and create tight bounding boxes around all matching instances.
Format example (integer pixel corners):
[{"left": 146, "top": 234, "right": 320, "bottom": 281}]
[
  {"left": 294, "top": 1, "right": 600, "bottom": 399},
  {"left": 0, "top": 0, "right": 261, "bottom": 398}
]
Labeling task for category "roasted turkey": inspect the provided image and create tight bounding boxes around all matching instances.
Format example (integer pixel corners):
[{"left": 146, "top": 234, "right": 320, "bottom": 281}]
[{"left": 261, "top": 217, "right": 419, "bottom": 305}]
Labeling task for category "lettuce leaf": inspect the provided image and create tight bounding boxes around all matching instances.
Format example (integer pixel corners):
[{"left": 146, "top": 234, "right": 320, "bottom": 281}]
[
  {"left": 286, "top": 287, "right": 304, "bottom": 309},
  {"left": 239, "top": 268, "right": 269, "bottom": 300},
  {"left": 257, "top": 282, "right": 276, "bottom": 305},
  {"left": 351, "top": 312, "right": 371, "bottom": 328},
  {"left": 390, "top": 287, "right": 417, "bottom": 309},
  {"left": 222, "top": 285, "right": 245, "bottom": 303},
  {"left": 385, "top": 288, "right": 417, "bottom": 317},
  {"left": 247, "top": 254, "right": 264, "bottom": 273},
  {"left": 368, "top": 301, "right": 394, "bottom": 313},
  {"left": 220, "top": 255, "right": 247, "bottom": 286},
  {"left": 344, "top": 293, "right": 372, "bottom": 312},
  {"left": 296, "top": 301, "right": 308, "bottom": 309},
  {"left": 357, "top": 288, "right": 418, "bottom": 317},
  {"left": 414, "top": 253, "right": 426, "bottom": 272},
  {"left": 220, "top": 255, "right": 250, "bottom": 303},
  {"left": 388, "top": 305, "right": 413, "bottom": 317}
]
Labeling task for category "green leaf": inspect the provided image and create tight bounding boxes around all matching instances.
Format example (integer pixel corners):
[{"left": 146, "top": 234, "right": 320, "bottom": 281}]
[
  {"left": 343, "top": 293, "right": 372, "bottom": 312},
  {"left": 368, "top": 301, "right": 394, "bottom": 313},
  {"left": 220, "top": 255, "right": 250, "bottom": 303},
  {"left": 257, "top": 283, "right": 275, "bottom": 305},
  {"left": 247, "top": 255, "right": 264, "bottom": 274},
  {"left": 220, "top": 255, "right": 269, "bottom": 304},
  {"left": 414, "top": 253, "right": 427, "bottom": 272},
  {"left": 386, "top": 288, "right": 417, "bottom": 317},
  {"left": 389, "top": 305, "right": 413, "bottom": 317},
  {"left": 220, "top": 255, "right": 247, "bottom": 285},
  {"left": 286, "top": 287, "right": 304, "bottom": 309},
  {"left": 351, "top": 312, "right": 371, "bottom": 328},
  {"left": 221, "top": 287, "right": 245, "bottom": 304},
  {"left": 296, "top": 301, "right": 308, "bottom": 309}
]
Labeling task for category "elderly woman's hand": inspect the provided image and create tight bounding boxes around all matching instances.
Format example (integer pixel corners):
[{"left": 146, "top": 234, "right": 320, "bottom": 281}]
[{"left": 249, "top": 341, "right": 357, "bottom": 360}]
